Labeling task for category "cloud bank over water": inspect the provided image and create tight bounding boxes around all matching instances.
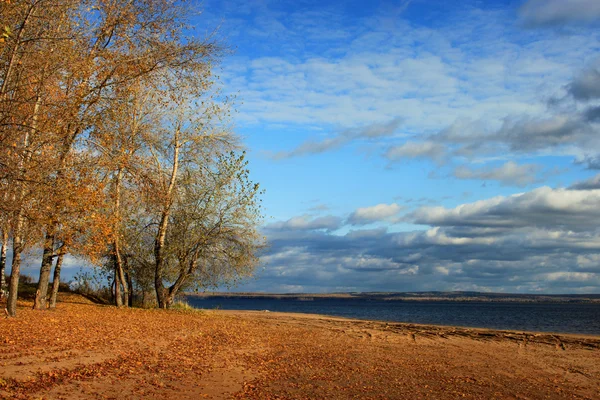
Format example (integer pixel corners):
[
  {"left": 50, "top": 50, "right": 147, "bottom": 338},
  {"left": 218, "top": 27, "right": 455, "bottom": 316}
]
[{"left": 250, "top": 184, "right": 600, "bottom": 293}]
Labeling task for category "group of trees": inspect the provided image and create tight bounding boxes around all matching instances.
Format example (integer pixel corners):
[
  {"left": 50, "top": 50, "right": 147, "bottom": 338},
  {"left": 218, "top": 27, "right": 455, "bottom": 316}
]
[{"left": 0, "top": 0, "right": 265, "bottom": 317}]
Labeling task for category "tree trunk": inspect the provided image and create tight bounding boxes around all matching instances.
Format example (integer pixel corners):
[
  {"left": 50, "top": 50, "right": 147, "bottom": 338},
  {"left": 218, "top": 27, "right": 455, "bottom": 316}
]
[
  {"left": 110, "top": 277, "right": 115, "bottom": 302},
  {"left": 114, "top": 263, "right": 123, "bottom": 307},
  {"left": 154, "top": 131, "right": 180, "bottom": 309},
  {"left": 0, "top": 1, "right": 34, "bottom": 97},
  {"left": 6, "top": 229, "right": 24, "bottom": 317},
  {"left": 126, "top": 271, "right": 133, "bottom": 307},
  {"left": 6, "top": 93, "right": 40, "bottom": 317},
  {"left": 116, "top": 263, "right": 128, "bottom": 307},
  {"left": 165, "top": 259, "right": 196, "bottom": 309},
  {"left": 34, "top": 226, "right": 56, "bottom": 309},
  {"left": 49, "top": 251, "right": 64, "bottom": 308},
  {"left": 165, "top": 294, "right": 175, "bottom": 309},
  {"left": 0, "top": 230, "right": 7, "bottom": 300},
  {"left": 113, "top": 169, "right": 128, "bottom": 307},
  {"left": 154, "top": 208, "right": 169, "bottom": 308}
]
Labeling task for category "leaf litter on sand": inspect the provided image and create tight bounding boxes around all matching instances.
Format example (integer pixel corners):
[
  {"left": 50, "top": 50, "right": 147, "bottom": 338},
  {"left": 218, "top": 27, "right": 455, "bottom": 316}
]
[{"left": 1, "top": 294, "right": 599, "bottom": 399}]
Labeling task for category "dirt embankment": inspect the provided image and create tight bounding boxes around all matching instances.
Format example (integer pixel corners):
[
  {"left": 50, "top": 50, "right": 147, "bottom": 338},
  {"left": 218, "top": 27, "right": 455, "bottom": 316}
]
[{"left": 1, "top": 294, "right": 599, "bottom": 399}]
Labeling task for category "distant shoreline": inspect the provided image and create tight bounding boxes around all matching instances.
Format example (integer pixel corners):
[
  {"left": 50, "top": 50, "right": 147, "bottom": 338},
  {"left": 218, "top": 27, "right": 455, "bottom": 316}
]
[{"left": 185, "top": 291, "right": 600, "bottom": 303}]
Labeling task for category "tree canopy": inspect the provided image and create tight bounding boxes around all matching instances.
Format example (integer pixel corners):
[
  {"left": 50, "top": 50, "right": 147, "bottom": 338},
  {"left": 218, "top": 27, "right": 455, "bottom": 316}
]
[{"left": 0, "top": 0, "right": 265, "bottom": 316}]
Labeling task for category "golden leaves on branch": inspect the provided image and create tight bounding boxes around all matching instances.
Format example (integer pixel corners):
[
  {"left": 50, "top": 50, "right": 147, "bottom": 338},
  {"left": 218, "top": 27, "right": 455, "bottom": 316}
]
[{"left": 0, "top": 0, "right": 263, "bottom": 315}]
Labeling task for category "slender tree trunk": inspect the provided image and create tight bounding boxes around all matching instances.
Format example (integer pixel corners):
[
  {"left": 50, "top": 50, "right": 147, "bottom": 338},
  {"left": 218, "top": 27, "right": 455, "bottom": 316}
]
[
  {"left": 6, "top": 225, "right": 25, "bottom": 317},
  {"left": 114, "top": 261, "right": 123, "bottom": 307},
  {"left": 0, "top": 230, "right": 7, "bottom": 299},
  {"left": 6, "top": 7, "right": 60, "bottom": 312},
  {"left": 49, "top": 250, "right": 64, "bottom": 308},
  {"left": 6, "top": 94, "right": 40, "bottom": 317},
  {"left": 154, "top": 132, "right": 180, "bottom": 309},
  {"left": 38, "top": 129, "right": 77, "bottom": 307},
  {"left": 0, "top": 2, "right": 34, "bottom": 97},
  {"left": 126, "top": 271, "right": 133, "bottom": 307},
  {"left": 34, "top": 225, "right": 56, "bottom": 309},
  {"left": 116, "top": 263, "right": 128, "bottom": 307},
  {"left": 111, "top": 277, "right": 115, "bottom": 303},
  {"left": 113, "top": 169, "right": 128, "bottom": 307}
]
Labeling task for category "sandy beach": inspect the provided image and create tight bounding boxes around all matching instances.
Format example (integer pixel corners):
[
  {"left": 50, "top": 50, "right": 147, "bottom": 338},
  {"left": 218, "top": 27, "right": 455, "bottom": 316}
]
[{"left": 1, "top": 294, "right": 599, "bottom": 399}]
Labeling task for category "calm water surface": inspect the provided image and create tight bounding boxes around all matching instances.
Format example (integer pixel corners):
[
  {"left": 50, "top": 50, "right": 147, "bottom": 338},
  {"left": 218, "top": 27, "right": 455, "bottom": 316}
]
[{"left": 184, "top": 296, "right": 600, "bottom": 335}]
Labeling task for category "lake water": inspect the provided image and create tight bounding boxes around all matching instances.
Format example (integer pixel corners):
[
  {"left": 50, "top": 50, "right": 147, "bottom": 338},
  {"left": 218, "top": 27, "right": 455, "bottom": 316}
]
[{"left": 184, "top": 296, "right": 600, "bottom": 335}]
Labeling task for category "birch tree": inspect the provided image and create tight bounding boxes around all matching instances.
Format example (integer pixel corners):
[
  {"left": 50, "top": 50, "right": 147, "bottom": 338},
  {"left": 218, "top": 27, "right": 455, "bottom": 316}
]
[{"left": 1, "top": 0, "right": 264, "bottom": 314}]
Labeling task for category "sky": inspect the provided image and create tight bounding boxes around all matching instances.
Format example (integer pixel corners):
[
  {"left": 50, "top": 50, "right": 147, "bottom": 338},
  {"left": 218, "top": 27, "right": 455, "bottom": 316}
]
[{"left": 18, "top": 0, "right": 600, "bottom": 294}]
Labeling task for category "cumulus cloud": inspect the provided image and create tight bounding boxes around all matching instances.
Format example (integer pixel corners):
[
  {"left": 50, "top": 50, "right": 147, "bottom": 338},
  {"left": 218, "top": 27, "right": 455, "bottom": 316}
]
[
  {"left": 308, "top": 203, "right": 330, "bottom": 212},
  {"left": 408, "top": 186, "right": 600, "bottom": 231},
  {"left": 215, "top": 0, "right": 600, "bottom": 172},
  {"left": 494, "top": 116, "right": 587, "bottom": 151},
  {"left": 244, "top": 184, "right": 600, "bottom": 293},
  {"left": 218, "top": 3, "right": 600, "bottom": 172},
  {"left": 453, "top": 161, "right": 541, "bottom": 187},
  {"left": 386, "top": 110, "right": 596, "bottom": 168},
  {"left": 265, "top": 215, "right": 343, "bottom": 231},
  {"left": 519, "top": 0, "right": 600, "bottom": 27},
  {"left": 252, "top": 223, "right": 600, "bottom": 294},
  {"left": 569, "top": 173, "right": 600, "bottom": 190},
  {"left": 387, "top": 60, "right": 600, "bottom": 168},
  {"left": 584, "top": 106, "right": 600, "bottom": 123},
  {"left": 345, "top": 227, "right": 388, "bottom": 239},
  {"left": 568, "top": 67, "right": 600, "bottom": 102},
  {"left": 347, "top": 203, "right": 403, "bottom": 225},
  {"left": 197, "top": 1, "right": 600, "bottom": 293},
  {"left": 328, "top": 255, "right": 405, "bottom": 272},
  {"left": 421, "top": 111, "right": 597, "bottom": 165},
  {"left": 271, "top": 118, "right": 403, "bottom": 159},
  {"left": 440, "top": 115, "right": 589, "bottom": 154},
  {"left": 575, "top": 153, "right": 600, "bottom": 170},
  {"left": 384, "top": 141, "right": 446, "bottom": 164}
]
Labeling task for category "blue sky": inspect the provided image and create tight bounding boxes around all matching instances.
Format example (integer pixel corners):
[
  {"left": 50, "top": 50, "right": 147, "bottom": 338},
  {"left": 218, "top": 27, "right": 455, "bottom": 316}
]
[
  {"left": 22, "top": 0, "right": 600, "bottom": 294},
  {"left": 197, "top": 0, "right": 600, "bottom": 294}
]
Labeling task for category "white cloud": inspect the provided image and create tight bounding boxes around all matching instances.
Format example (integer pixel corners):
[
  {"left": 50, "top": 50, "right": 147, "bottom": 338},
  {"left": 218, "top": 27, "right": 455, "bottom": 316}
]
[
  {"left": 519, "top": 0, "right": 600, "bottom": 27},
  {"left": 248, "top": 182, "right": 600, "bottom": 293},
  {"left": 415, "top": 110, "right": 599, "bottom": 164},
  {"left": 453, "top": 161, "right": 541, "bottom": 187},
  {"left": 308, "top": 203, "right": 330, "bottom": 212},
  {"left": 225, "top": 7, "right": 596, "bottom": 132},
  {"left": 409, "top": 186, "right": 600, "bottom": 231},
  {"left": 202, "top": 1, "right": 600, "bottom": 294},
  {"left": 569, "top": 173, "right": 600, "bottom": 190},
  {"left": 345, "top": 227, "right": 388, "bottom": 239},
  {"left": 215, "top": 1, "right": 599, "bottom": 173},
  {"left": 568, "top": 66, "right": 600, "bottom": 101},
  {"left": 336, "top": 255, "right": 402, "bottom": 271},
  {"left": 347, "top": 203, "right": 403, "bottom": 225},
  {"left": 265, "top": 215, "right": 343, "bottom": 231},
  {"left": 271, "top": 118, "right": 403, "bottom": 159},
  {"left": 576, "top": 254, "right": 600, "bottom": 271},
  {"left": 543, "top": 271, "right": 599, "bottom": 282},
  {"left": 423, "top": 227, "right": 499, "bottom": 246},
  {"left": 495, "top": 116, "right": 587, "bottom": 151},
  {"left": 384, "top": 141, "right": 447, "bottom": 164}
]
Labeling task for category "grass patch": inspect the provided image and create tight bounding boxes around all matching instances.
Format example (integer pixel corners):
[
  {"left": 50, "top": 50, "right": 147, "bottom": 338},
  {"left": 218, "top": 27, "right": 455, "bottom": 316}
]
[{"left": 171, "top": 299, "right": 199, "bottom": 312}]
